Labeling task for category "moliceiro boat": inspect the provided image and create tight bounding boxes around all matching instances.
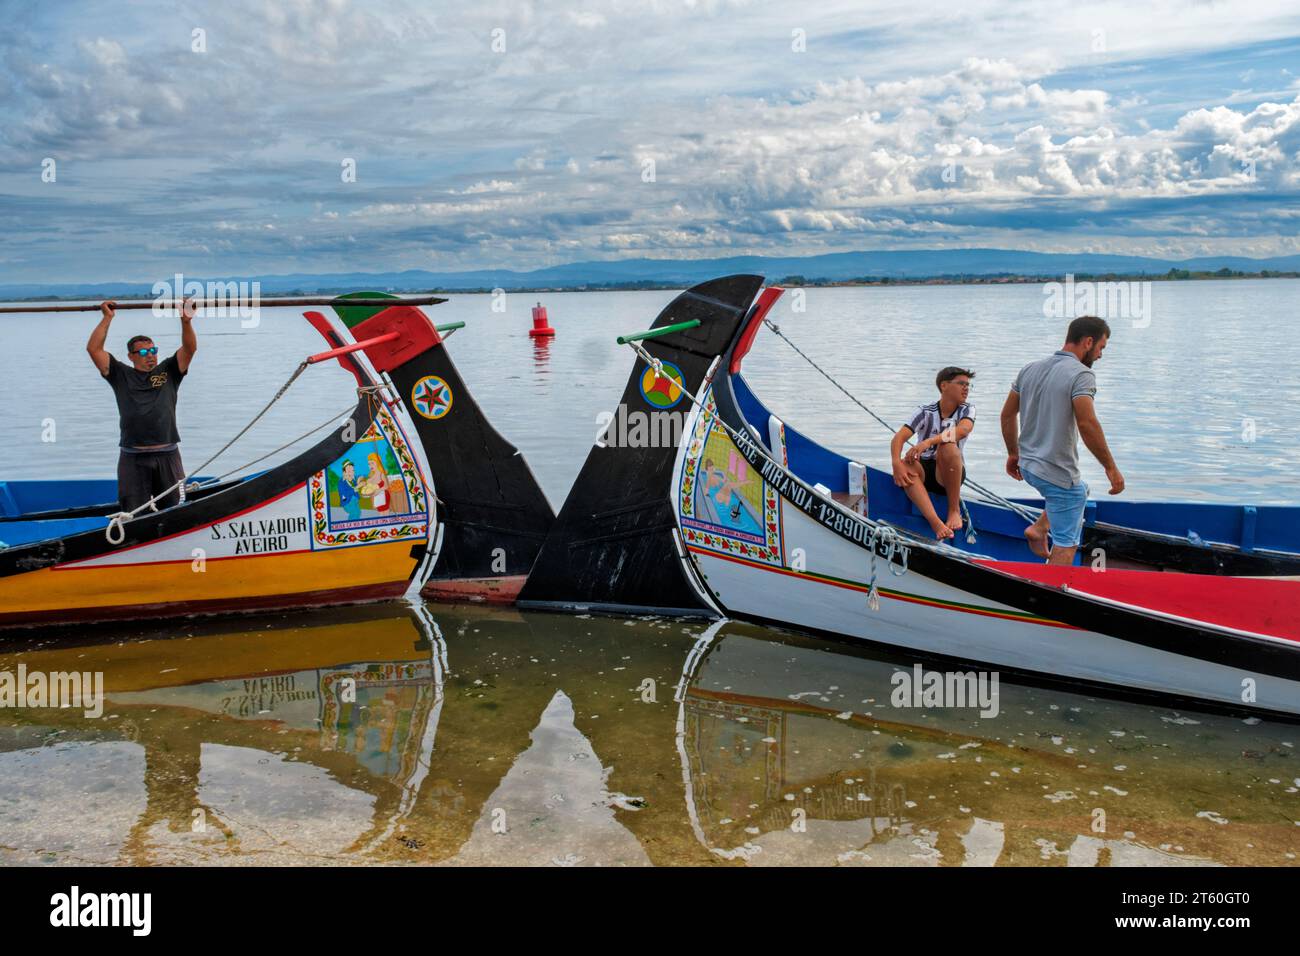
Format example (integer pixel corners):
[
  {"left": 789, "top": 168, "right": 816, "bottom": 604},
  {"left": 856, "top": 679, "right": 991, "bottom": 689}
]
[
  {"left": 323, "top": 294, "right": 554, "bottom": 605},
  {"left": 0, "top": 293, "right": 553, "bottom": 629},
  {"left": 537, "top": 275, "right": 1300, "bottom": 718},
  {"left": 739, "top": 332, "right": 1300, "bottom": 577},
  {"left": 518, "top": 275, "right": 765, "bottom": 613}
]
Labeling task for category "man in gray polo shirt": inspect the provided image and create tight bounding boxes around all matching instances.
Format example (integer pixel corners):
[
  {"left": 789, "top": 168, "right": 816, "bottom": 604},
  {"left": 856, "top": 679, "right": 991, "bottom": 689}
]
[{"left": 1000, "top": 315, "right": 1124, "bottom": 565}]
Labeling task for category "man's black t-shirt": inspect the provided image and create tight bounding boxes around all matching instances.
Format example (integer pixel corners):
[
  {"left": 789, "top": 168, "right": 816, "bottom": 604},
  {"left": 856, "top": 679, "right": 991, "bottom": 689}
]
[{"left": 104, "top": 353, "right": 186, "bottom": 449}]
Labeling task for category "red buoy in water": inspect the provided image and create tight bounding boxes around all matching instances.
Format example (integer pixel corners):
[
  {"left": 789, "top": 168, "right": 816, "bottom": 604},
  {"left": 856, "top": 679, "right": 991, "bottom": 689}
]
[{"left": 529, "top": 302, "right": 556, "bottom": 337}]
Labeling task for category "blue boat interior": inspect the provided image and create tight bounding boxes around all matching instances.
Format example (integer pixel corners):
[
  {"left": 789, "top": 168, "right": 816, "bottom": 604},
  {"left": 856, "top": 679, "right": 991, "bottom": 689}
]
[
  {"left": 730, "top": 374, "right": 1300, "bottom": 562},
  {"left": 0, "top": 475, "right": 234, "bottom": 549}
]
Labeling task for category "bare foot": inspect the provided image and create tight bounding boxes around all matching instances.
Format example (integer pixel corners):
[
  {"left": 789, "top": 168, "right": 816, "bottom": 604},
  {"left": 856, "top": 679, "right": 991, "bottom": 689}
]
[
  {"left": 946, "top": 510, "right": 964, "bottom": 532},
  {"left": 1024, "top": 524, "right": 1049, "bottom": 559},
  {"left": 927, "top": 515, "right": 955, "bottom": 541}
]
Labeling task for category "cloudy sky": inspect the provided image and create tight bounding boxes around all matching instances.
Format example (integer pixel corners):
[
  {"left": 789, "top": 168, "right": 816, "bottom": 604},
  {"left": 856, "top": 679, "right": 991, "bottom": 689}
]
[{"left": 2, "top": 0, "right": 1298, "bottom": 282}]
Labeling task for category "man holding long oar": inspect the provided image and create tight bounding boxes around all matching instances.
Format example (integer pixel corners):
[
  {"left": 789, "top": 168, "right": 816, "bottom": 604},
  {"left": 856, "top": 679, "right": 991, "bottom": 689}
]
[{"left": 86, "top": 298, "right": 198, "bottom": 512}]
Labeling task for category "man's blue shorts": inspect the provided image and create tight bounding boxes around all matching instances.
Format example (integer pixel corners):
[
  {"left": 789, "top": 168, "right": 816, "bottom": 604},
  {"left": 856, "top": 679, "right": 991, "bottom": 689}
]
[{"left": 1022, "top": 465, "right": 1088, "bottom": 549}]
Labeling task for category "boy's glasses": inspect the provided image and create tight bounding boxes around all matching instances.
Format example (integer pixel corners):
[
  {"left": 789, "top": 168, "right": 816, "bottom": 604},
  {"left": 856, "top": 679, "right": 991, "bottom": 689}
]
[{"left": 133, "top": 347, "right": 159, "bottom": 356}]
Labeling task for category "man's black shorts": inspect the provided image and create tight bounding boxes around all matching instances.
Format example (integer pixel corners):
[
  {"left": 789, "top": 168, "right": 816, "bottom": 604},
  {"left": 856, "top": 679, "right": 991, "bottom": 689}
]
[
  {"left": 117, "top": 449, "right": 186, "bottom": 512},
  {"left": 921, "top": 457, "right": 966, "bottom": 496}
]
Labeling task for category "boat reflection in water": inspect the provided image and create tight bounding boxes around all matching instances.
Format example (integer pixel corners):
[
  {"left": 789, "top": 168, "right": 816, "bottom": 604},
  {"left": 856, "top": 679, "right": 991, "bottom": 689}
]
[
  {"left": 0, "top": 607, "right": 1295, "bottom": 866},
  {"left": 0, "top": 604, "right": 708, "bottom": 866},
  {"left": 678, "top": 622, "right": 1300, "bottom": 866},
  {"left": 0, "top": 604, "right": 451, "bottom": 864}
]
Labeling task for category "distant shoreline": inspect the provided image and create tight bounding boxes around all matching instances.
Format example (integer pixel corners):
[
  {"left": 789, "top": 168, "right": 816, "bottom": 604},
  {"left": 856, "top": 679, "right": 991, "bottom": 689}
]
[{"left": 4, "top": 269, "right": 1297, "bottom": 302}]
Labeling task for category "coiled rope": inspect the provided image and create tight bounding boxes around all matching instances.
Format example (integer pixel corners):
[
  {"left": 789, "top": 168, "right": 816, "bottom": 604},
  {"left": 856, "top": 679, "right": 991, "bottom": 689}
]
[{"left": 865, "top": 524, "right": 909, "bottom": 611}]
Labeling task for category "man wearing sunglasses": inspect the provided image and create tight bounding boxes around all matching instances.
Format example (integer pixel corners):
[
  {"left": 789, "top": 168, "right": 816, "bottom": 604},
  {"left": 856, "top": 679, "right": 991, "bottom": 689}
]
[{"left": 87, "top": 298, "right": 198, "bottom": 512}]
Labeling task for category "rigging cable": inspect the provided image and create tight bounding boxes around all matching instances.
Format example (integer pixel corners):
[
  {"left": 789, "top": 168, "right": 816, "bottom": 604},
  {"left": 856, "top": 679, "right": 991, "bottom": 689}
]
[
  {"left": 760, "top": 318, "right": 1041, "bottom": 528},
  {"left": 623, "top": 339, "right": 974, "bottom": 613},
  {"left": 103, "top": 367, "right": 392, "bottom": 544}
]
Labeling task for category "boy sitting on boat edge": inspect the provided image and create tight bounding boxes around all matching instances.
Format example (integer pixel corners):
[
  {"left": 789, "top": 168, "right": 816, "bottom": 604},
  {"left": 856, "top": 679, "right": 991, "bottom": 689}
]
[{"left": 890, "top": 366, "right": 976, "bottom": 540}]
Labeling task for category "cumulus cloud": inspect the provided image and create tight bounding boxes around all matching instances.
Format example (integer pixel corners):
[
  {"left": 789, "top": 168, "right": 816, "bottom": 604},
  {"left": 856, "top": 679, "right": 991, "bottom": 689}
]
[{"left": 0, "top": 0, "right": 1298, "bottom": 282}]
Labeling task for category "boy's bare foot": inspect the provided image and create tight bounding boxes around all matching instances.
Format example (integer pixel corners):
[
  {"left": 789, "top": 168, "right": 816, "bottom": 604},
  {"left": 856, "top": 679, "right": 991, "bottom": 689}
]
[
  {"left": 1024, "top": 524, "right": 1050, "bottom": 559},
  {"left": 927, "top": 515, "right": 955, "bottom": 541},
  {"left": 946, "top": 509, "right": 964, "bottom": 532}
]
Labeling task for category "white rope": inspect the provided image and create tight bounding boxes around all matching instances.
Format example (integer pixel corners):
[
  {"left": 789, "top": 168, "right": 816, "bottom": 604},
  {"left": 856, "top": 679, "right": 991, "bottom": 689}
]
[
  {"left": 105, "top": 516, "right": 125, "bottom": 545},
  {"left": 101, "top": 367, "right": 393, "bottom": 544},
  {"left": 188, "top": 383, "right": 395, "bottom": 491},
  {"left": 863, "top": 525, "right": 910, "bottom": 611},
  {"left": 761, "top": 318, "right": 1041, "bottom": 525},
  {"left": 625, "top": 341, "right": 966, "bottom": 574},
  {"left": 191, "top": 403, "right": 360, "bottom": 487}
]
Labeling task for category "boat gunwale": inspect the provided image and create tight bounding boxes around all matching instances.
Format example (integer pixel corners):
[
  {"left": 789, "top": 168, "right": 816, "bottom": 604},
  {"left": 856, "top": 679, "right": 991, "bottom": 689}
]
[
  {"left": 0, "top": 474, "right": 259, "bottom": 525},
  {"left": 676, "top": 304, "right": 1300, "bottom": 684},
  {"left": 729, "top": 369, "right": 1300, "bottom": 566},
  {"left": 0, "top": 391, "right": 382, "bottom": 580}
]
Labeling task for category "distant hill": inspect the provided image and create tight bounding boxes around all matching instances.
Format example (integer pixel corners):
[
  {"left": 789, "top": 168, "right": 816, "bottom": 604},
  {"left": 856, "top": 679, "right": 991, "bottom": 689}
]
[{"left": 4, "top": 248, "right": 1299, "bottom": 299}]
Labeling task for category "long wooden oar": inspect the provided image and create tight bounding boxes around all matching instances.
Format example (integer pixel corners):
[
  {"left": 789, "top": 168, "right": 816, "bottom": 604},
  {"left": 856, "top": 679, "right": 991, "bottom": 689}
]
[{"left": 0, "top": 294, "right": 449, "bottom": 313}]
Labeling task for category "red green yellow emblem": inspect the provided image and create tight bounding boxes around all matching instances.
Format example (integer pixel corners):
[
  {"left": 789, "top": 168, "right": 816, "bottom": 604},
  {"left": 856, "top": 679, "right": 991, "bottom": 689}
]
[
  {"left": 411, "top": 375, "right": 453, "bottom": 420},
  {"left": 639, "top": 361, "right": 685, "bottom": 409}
]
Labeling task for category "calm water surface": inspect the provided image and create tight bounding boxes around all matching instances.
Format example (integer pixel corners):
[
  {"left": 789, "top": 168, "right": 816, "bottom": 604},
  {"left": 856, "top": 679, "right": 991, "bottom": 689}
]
[
  {"left": 1, "top": 604, "right": 1296, "bottom": 866},
  {"left": 3, "top": 279, "right": 1299, "bottom": 504},
  {"left": 1, "top": 281, "right": 1297, "bottom": 865}
]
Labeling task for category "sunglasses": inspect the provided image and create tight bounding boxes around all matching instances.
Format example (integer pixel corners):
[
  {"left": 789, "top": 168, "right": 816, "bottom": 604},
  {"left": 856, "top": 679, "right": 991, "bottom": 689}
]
[{"left": 132, "top": 347, "right": 159, "bottom": 356}]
